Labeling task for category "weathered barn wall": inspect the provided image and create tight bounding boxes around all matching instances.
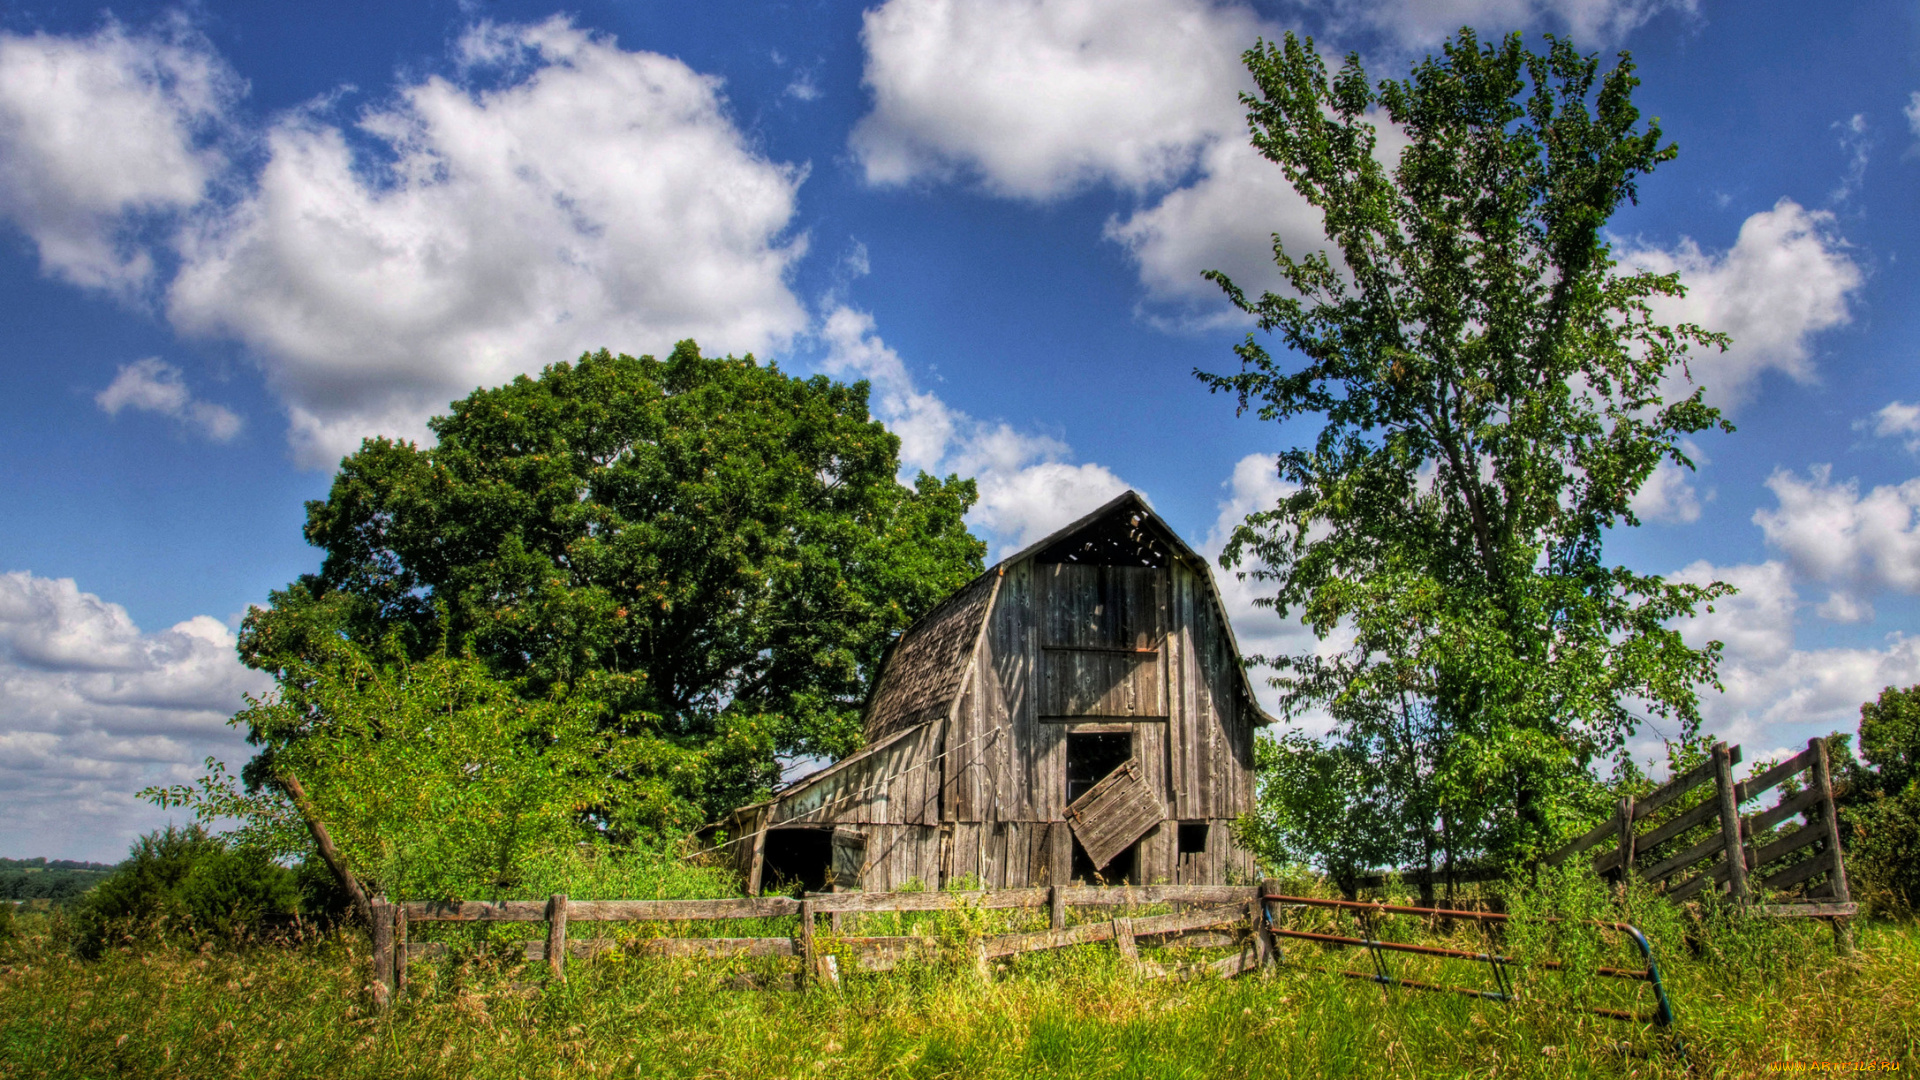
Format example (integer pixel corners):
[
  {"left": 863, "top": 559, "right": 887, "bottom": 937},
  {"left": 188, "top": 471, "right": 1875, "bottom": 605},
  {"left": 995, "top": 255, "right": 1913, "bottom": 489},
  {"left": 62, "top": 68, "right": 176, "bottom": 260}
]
[{"left": 1168, "top": 561, "right": 1254, "bottom": 822}]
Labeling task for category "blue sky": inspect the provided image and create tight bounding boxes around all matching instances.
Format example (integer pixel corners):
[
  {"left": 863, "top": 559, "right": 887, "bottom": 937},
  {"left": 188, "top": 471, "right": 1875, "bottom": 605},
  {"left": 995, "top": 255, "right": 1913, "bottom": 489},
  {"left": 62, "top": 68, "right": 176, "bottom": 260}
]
[{"left": 1, "top": 0, "right": 1914, "bottom": 860}]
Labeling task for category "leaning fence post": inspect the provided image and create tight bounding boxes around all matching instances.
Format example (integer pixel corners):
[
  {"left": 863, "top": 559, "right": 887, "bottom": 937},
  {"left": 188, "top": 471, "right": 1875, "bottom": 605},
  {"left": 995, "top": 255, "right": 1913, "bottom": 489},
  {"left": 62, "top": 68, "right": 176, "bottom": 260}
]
[
  {"left": 370, "top": 896, "right": 393, "bottom": 1010},
  {"left": 546, "top": 894, "right": 569, "bottom": 981},
  {"left": 1810, "top": 737, "right": 1855, "bottom": 955},
  {"left": 1112, "top": 917, "right": 1138, "bottom": 970},
  {"left": 1248, "top": 898, "right": 1277, "bottom": 972},
  {"left": 1048, "top": 885, "right": 1065, "bottom": 932},
  {"left": 1711, "top": 743, "right": 1750, "bottom": 906}
]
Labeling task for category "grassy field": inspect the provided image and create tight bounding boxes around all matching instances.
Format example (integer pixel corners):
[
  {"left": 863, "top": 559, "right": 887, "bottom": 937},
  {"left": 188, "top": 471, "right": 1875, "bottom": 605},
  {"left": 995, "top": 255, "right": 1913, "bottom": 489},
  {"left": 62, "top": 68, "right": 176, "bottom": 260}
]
[{"left": 1, "top": 906, "right": 1914, "bottom": 1079}]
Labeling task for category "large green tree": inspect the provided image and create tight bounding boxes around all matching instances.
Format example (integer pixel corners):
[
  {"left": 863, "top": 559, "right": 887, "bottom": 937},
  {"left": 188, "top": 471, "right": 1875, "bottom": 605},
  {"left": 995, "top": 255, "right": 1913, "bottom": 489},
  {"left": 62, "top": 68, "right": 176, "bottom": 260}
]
[
  {"left": 1210, "top": 30, "right": 1732, "bottom": 872},
  {"left": 241, "top": 342, "right": 984, "bottom": 829}
]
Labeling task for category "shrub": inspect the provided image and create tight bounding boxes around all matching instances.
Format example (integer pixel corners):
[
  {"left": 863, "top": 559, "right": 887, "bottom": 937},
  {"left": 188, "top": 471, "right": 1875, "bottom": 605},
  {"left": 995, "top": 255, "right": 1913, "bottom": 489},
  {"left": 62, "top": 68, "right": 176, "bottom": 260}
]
[
  {"left": 179, "top": 847, "right": 300, "bottom": 941},
  {"left": 69, "top": 826, "right": 298, "bottom": 957},
  {"left": 1844, "top": 786, "right": 1920, "bottom": 918}
]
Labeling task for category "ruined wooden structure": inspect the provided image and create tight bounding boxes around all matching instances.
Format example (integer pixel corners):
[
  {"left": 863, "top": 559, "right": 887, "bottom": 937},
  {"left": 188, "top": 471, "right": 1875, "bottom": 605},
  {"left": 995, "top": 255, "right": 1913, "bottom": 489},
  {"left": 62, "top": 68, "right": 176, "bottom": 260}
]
[
  {"left": 1546, "top": 737, "right": 1855, "bottom": 920},
  {"left": 716, "top": 492, "right": 1275, "bottom": 893}
]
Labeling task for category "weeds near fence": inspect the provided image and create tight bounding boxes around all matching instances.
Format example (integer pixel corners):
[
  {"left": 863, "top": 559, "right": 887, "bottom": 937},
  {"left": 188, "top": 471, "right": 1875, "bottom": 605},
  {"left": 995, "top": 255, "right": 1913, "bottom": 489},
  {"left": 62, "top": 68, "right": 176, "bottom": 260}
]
[{"left": 3, "top": 887, "right": 1915, "bottom": 1079}]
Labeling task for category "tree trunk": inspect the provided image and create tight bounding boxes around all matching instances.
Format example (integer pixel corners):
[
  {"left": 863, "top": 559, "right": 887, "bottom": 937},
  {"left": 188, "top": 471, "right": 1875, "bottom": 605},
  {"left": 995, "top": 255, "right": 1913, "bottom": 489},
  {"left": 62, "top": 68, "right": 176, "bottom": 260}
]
[{"left": 279, "top": 769, "right": 373, "bottom": 928}]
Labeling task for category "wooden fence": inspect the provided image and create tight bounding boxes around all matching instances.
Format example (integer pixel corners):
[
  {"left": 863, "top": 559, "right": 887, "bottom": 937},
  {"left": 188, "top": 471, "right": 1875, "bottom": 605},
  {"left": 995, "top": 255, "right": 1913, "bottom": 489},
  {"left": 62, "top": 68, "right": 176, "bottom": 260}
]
[
  {"left": 1338, "top": 738, "right": 1854, "bottom": 927},
  {"left": 367, "top": 884, "right": 1275, "bottom": 1005},
  {"left": 1544, "top": 738, "right": 1853, "bottom": 919}
]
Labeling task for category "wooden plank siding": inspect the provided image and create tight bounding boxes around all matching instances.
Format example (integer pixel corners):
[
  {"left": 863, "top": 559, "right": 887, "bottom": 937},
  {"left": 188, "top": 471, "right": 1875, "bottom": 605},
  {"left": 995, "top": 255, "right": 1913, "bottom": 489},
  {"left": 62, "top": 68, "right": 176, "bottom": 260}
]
[
  {"left": 1169, "top": 562, "right": 1252, "bottom": 823},
  {"left": 1065, "top": 758, "right": 1165, "bottom": 868},
  {"left": 1036, "top": 564, "right": 1166, "bottom": 719}
]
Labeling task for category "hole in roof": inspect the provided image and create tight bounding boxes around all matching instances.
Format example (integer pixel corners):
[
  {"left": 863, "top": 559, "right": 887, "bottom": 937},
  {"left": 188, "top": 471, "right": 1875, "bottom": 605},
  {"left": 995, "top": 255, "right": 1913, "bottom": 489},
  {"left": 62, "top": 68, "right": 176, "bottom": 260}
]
[{"left": 1033, "top": 507, "right": 1168, "bottom": 568}]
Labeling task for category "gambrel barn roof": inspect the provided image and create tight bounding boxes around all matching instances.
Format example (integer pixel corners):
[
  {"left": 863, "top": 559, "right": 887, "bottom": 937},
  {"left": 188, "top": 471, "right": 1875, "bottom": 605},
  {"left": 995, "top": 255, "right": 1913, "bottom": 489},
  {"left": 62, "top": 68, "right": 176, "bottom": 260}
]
[{"left": 779, "top": 490, "right": 1276, "bottom": 799}]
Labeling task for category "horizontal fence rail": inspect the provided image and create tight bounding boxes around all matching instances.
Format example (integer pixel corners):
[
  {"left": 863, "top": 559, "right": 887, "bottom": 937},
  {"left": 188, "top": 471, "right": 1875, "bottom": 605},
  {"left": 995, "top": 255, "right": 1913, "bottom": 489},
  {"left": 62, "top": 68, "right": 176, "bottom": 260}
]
[
  {"left": 370, "top": 884, "right": 1276, "bottom": 1004},
  {"left": 371, "top": 880, "right": 1680, "bottom": 1034}
]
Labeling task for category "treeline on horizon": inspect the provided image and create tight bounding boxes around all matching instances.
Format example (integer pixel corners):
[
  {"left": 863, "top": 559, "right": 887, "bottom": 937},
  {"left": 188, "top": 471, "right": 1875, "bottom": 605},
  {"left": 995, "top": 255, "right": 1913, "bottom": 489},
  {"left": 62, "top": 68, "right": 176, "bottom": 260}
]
[{"left": 1, "top": 858, "right": 119, "bottom": 902}]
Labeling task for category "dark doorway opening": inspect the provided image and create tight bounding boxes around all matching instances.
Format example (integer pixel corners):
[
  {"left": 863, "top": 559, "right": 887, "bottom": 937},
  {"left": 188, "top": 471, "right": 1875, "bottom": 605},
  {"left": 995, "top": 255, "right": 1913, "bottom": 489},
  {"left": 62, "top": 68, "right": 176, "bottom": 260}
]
[
  {"left": 1067, "top": 732, "right": 1138, "bottom": 884},
  {"left": 761, "top": 827, "right": 833, "bottom": 894},
  {"left": 1066, "top": 732, "right": 1132, "bottom": 803}
]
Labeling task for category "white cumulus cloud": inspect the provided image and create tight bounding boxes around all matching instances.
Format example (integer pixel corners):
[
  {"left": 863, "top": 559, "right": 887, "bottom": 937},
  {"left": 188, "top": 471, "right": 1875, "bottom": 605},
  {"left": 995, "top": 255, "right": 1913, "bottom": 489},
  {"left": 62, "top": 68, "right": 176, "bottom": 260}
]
[
  {"left": 1624, "top": 199, "right": 1863, "bottom": 410},
  {"left": 1628, "top": 442, "right": 1709, "bottom": 525},
  {"left": 1197, "top": 453, "right": 1352, "bottom": 729},
  {"left": 166, "top": 17, "right": 809, "bottom": 467},
  {"left": 0, "top": 17, "right": 238, "bottom": 295},
  {"left": 851, "top": 0, "right": 1266, "bottom": 200},
  {"left": 1668, "top": 559, "right": 1920, "bottom": 755},
  {"left": 817, "top": 306, "right": 1128, "bottom": 554},
  {"left": 1753, "top": 466, "right": 1920, "bottom": 606},
  {"left": 0, "top": 571, "right": 270, "bottom": 861},
  {"left": 1865, "top": 400, "right": 1920, "bottom": 453},
  {"left": 96, "top": 357, "right": 242, "bottom": 441}
]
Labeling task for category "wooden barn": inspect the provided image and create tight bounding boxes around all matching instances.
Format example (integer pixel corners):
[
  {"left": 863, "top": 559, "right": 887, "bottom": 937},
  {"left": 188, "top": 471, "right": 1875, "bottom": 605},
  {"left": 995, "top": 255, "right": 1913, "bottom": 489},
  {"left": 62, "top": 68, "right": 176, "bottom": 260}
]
[{"left": 718, "top": 491, "right": 1275, "bottom": 893}]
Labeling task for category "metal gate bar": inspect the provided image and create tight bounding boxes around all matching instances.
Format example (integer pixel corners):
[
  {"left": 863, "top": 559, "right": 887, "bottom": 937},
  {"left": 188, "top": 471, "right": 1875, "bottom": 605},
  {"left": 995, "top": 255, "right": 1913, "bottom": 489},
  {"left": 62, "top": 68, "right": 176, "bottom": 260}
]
[{"left": 1262, "top": 893, "right": 1675, "bottom": 1028}]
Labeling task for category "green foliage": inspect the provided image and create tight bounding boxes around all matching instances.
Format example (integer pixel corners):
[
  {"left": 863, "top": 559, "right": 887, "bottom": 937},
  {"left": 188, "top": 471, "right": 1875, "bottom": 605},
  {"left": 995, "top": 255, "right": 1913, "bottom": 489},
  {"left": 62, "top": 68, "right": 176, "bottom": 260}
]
[
  {"left": 154, "top": 655, "right": 685, "bottom": 902},
  {"left": 1857, "top": 684, "right": 1920, "bottom": 796},
  {"left": 1844, "top": 790, "right": 1920, "bottom": 919},
  {"left": 1840, "top": 685, "right": 1920, "bottom": 917},
  {"left": 239, "top": 341, "right": 983, "bottom": 830},
  {"left": 68, "top": 827, "right": 297, "bottom": 958},
  {"left": 1206, "top": 29, "right": 1732, "bottom": 871}
]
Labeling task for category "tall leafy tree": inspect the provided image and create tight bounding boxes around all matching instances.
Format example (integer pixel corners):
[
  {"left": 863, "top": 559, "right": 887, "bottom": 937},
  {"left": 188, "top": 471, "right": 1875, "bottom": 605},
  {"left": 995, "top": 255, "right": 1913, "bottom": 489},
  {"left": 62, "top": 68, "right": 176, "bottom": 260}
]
[
  {"left": 241, "top": 342, "right": 984, "bottom": 829},
  {"left": 1209, "top": 30, "right": 1733, "bottom": 870}
]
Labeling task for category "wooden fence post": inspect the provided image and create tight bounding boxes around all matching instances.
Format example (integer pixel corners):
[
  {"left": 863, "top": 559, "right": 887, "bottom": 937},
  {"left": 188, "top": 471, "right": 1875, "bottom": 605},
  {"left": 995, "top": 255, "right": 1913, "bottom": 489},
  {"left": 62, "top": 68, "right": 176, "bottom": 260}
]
[
  {"left": 1810, "top": 737, "right": 1855, "bottom": 955},
  {"left": 546, "top": 894, "right": 569, "bottom": 981},
  {"left": 370, "top": 897, "right": 393, "bottom": 1010},
  {"left": 392, "top": 903, "right": 409, "bottom": 996},
  {"left": 1712, "top": 743, "right": 1750, "bottom": 906},
  {"left": 1249, "top": 899, "right": 1277, "bottom": 972},
  {"left": 1112, "top": 917, "right": 1138, "bottom": 970},
  {"left": 1048, "top": 885, "right": 1065, "bottom": 932},
  {"left": 1616, "top": 796, "right": 1636, "bottom": 882},
  {"left": 798, "top": 899, "right": 815, "bottom": 987}
]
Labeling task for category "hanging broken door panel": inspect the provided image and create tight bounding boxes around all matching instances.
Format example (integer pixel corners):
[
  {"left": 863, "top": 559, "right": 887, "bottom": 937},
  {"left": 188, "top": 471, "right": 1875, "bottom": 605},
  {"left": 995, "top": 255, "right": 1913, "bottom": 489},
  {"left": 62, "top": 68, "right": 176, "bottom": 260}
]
[
  {"left": 1065, "top": 758, "right": 1164, "bottom": 869},
  {"left": 1038, "top": 564, "right": 1167, "bottom": 718}
]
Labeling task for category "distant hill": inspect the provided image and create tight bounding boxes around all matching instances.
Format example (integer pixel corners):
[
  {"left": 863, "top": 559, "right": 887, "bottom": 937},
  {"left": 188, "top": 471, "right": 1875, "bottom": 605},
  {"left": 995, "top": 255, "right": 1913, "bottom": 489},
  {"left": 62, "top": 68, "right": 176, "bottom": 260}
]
[{"left": 1, "top": 857, "right": 120, "bottom": 902}]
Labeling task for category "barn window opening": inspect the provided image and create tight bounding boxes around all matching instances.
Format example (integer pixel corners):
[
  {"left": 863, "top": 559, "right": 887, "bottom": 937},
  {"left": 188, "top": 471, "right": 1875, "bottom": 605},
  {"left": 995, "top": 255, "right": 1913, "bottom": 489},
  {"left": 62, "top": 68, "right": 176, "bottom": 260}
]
[
  {"left": 1066, "top": 732, "right": 1132, "bottom": 803},
  {"left": 760, "top": 827, "right": 833, "bottom": 894},
  {"left": 1178, "top": 821, "right": 1209, "bottom": 855}
]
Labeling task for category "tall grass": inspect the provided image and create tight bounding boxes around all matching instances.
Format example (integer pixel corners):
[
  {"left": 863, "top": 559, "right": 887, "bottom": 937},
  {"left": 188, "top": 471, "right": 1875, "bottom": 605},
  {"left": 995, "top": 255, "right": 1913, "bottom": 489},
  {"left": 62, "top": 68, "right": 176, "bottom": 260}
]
[{"left": 2, "top": 898, "right": 1913, "bottom": 1079}]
